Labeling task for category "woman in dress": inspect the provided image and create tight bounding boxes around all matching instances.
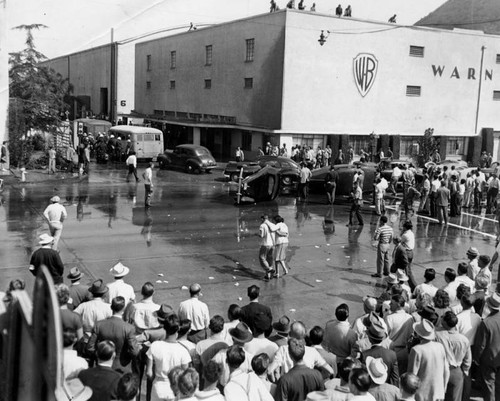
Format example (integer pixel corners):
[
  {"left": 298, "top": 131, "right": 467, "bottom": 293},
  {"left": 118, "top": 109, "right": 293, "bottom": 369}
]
[{"left": 266, "top": 215, "right": 290, "bottom": 278}]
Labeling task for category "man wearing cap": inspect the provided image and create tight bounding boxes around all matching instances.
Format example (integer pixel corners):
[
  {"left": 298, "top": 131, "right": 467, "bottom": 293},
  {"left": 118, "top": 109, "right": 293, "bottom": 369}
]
[
  {"left": 275, "top": 338, "right": 325, "bottom": 401},
  {"left": 178, "top": 283, "right": 210, "bottom": 343},
  {"left": 472, "top": 275, "right": 489, "bottom": 317},
  {"left": 362, "top": 313, "right": 399, "bottom": 387},
  {"left": 366, "top": 357, "right": 400, "bottom": 401},
  {"left": 408, "top": 319, "right": 449, "bottom": 401},
  {"left": 106, "top": 262, "right": 135, "bottom": 306},
  {"left": 67, "top": 267, "right": 91, "bottom": 310},
  {"left": 476, "top": 255, "right": 493, "bottom": 293},
  {"left": 87, "top": 296, "right": 140, "bottom": 373},
  {"left": 435, "top": 311, "right": 471, "bottom": 401},
  {"left": 241, "top": 285, "right": 273, "bottom": 337},
  {"left": 29, "top": 233, "right": 65, "bottom": 284},
  {"left": 473, "top": 292, "right": 500, "bottom": 401},
  {"left": 43, "top": 195, "right": 67, "bottom": 251},
  {"left": 269, "top": 316, "right": 291, "bottom": 348},
  {"left": 74, "top": 279, "right": 112, "bottom": 336}
]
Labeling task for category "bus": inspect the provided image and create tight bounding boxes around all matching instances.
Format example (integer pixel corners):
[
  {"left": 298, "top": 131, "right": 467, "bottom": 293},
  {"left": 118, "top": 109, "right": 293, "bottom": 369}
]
[{"left": 109, "top": 126, "right": 164, "bottom": 160}]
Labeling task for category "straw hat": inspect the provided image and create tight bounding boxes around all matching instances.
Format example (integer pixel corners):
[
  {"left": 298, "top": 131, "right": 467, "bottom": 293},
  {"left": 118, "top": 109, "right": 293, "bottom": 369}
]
[
  {"left": 413, "top": 319, "right": 435, "bottom": 341},
  {"left": 67, "top": 267, "right": 84, "bottom": 281},
  {"left": 366, "top": 357, "right": 388, "bottom": 385},
  {"left": 109, "top": 262, "right": 129, "bottom": 278},
  {"left": 487, "top": 292, "right": 500, "bottom": 311},
  {"left": 466, "top": 247, "right": 479, "bottom": 257},
  {"left": 39, "top": 233, "right": 54, "bottom": 245},
  {"left": 50, "top": 195, "right": 61, "bottom": 203}
]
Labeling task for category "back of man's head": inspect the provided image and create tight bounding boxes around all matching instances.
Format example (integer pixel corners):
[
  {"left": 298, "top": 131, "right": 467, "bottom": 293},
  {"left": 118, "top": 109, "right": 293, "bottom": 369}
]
[
  {"left": 457, "top": 262, "right": 468, "bottom": 276},
  {"left": 349, "top": 368, "right": 371, "bottom": 393},
  {"left": 335, "top": 303, "right": 349, "bottom": 321},
  {"left": 289, "top": 321, "right": 306, "bottom": 340},
  {"left": 380, "top": 215, "right": 388, "bottom": 224},
  {"left": 442, "top": 311, "right": 458, "bottom": 329},
  {"left": 247, "top": 285, "right": 260, "bottom": 300},
  {"left": 96, "top": 340, "right": 116, "bottom": 362},
  {"left": 178, "top": 319, "right": 192, "bottom": 338},
  {"left": 251, "top": 353, "right": 270, "bottom": 376},
  {"left": 444, "top": 268, "right": 456, "bottom": 283},
  {"left": 55, "top": 283, "right": 70, "bottom": 306},
  {"left": 400, "top": 373, "right": 421, "bottom": 396},
  {"left": 288, "top": 337, "right": 306, "bottom": 363},
  {"left": 164, "top": 313, "right": 180, "bottom": 336},
  {"left": 308, "top": 326, "right": 324, "bottom": 346},
  {"left": 63, "top": 329, "right": 77, "bottom": 348},
  {"left": 228, "top": 304, "right": 241, "bottom": 321},
  {"left": 461, "top": 293, "right": 473, "bottom": 310},
  {"left": 116, "top": 373, "right": 139, "bottom": 401},
  {"left": 424, "top": 268, "right": 436, "bottom": 282},
  {"left": 141, "top": 282, "right": 155, "bottom": 298},
  {"left": 209, "top": 315, "right": 225, "bottom": 334},
  {"left": 189, "top": 283, "right": 201, "bottom": 297},
  {"left": 392, "top": 294, "right": 405, "bottom": 309},
  {"left": 111, "top": 296, "right": 126, "bottom": 313},
  {"left": 339, "top": 358, "right": 362, "bottom": 384},
  {"left": 203, "top": 360, "right": 223, "bottom": 385},
  {"left": 226, "top": 345, "right": 245, "bottom": 369}
]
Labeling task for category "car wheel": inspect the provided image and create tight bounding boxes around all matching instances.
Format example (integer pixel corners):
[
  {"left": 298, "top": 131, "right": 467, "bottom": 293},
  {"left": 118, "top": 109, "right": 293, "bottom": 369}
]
[
  {"left": 186, "top": 163, "right": 199, "bottom": 174},
  {"left": 282, "top": 176, "right": 292, "bottom": 186},
  {"left": 158, "top": 159, "right": 166, "bottom": 169},
  {"left": 231, "top": 173, "right": 240, "bottom": 182}
]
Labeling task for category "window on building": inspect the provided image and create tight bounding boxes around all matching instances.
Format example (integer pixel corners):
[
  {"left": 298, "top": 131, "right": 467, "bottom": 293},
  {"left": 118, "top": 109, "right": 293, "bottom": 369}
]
[
  {"left": 348, "top": 136, "right": 371, "bottom": 156},
  {"left": 146, "top": 81, "right": 151, "bottom": 89},
  {"left": 205, "top": 79, "right": 212, "bottom": 89},
  {"left": 245, "top": 38, "right": 255, "bottom": 62},
  {"left": 205, "top": 45, "right": 213, "bottom": 66},
  {"left": 147, "top": 55, "right": 152, "bottom": 71},
  {"left": 496, "top": 54, "right": 500, "bottom": 64},
  {"left": 244, "top": 78, "right": 253, "bottom": 89},
  {"left": 409, "top": 46, "right": 424, "bottom": 57},
  {"left": 400, "top": 137, "right": 421, "bottom": 157},
  {"left": 446, "top": 137, "right": 468, "bottom": 156},
  {"left": 170, "top": 80, "right": 176, "bottom": 90},
  {"left": 406, "top": 85, "right": 421, "bottom": 96},
  {"left": 170, "top": 51, "right": 176, "bottom": 69},
  {"left": 242, "top": 132, "right": 252, "bottom": 150},
  {"left": 494, "top": 90, "right": 500, "bottom": 100}
]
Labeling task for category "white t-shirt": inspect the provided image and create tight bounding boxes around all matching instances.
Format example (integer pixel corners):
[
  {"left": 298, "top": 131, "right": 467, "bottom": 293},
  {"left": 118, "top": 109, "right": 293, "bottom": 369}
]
[{"left": 146, "top": 341, "right": 192, "bottom": 380}]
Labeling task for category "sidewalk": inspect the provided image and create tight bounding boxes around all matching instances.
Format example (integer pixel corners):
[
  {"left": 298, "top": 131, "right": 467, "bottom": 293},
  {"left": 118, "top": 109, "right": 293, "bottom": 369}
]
[{"left": 4, "top": 168, "right": 85, "bottom": 184}]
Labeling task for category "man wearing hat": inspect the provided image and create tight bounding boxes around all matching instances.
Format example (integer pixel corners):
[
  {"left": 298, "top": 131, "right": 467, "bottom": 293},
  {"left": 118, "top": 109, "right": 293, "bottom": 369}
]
[
  {"left": 472, "top": 275, "right": 489, "bottom": 316},
  {"left": 67, "top": 267, "right": 91, "bottom": 309},
  {"left": 476, "top": 255, "right": 492, "bottom": 292},
  {"left": 408, "top": 319, "right": 449, "bottom": 401},
  {"left": 269, "top": 315, "right": 291, "bottom": 347},
  {"left": 43, "top": 195, "right": 68, "bottom": 251},
  {"left": 362, "top": 313, "right": 399, "bottom": 386},
  {"left": 178, "top": 283, "right": 210, "bottom": 343},
  {"left": 473, "top": 292, "right": 500, "bottom": 401},
  {"left": 106, "top": 262, "right": 135, "bottom": 306},
  {"left": 74, "top": 279, "right": 112, "bottom": 336},
  {"left": 365, "top": 357, "right": 400, "bottom": 400},
  {"left": 29, "top": 233, "right": 65, "bottom": 284}
]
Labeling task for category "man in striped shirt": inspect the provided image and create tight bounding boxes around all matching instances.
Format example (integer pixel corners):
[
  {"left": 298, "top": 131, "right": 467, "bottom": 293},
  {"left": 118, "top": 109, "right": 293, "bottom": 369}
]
[{"left": 372, "top": 215, "right": 393, "bottom": 278}]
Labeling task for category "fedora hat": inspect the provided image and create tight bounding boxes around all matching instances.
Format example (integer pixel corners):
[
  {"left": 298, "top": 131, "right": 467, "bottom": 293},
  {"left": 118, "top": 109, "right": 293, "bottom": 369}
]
[
  {"left": 67, "top": 267, "right": 84, "bottom": 281},
  {"left": 413, "top": 318, "right": 435, "bottom": 341},
  {"left": 63, "top": 378, "right": 93, "bottom": 401},
  {"left": 229, "top": 322, "right": 253, "bottom": 344},
  {"left": 418, "top": 305, "right": 438, "bottom": 324},
  {"left": 396, "top": 270, "right": 409, "bottom": 282},
  {"left": 362, "top": 296, "right": 377, "bottom": 312},
  {"left": 272, "top": 315, "right": 291, "bottom": 333},
  {"left": 366, "top": 313, "right": 387, "bottom": 342},
  {"left": 487, "top": 292, "right": 500, "bottom": 311},
  {"left": 39, "top": 233, "right": 54, "bottom": 245},
  {"left": 466, "top": 247, "right": 479, "bottom": 257},
  {"left": 366, "top": 357, "right": 388, "bottom": 385},
  {"left": 385, "top": 273, "right": 398, "bottom": 285},
  {"left": 475, "top": 275, "right": 490, "bottom": 290},
  {"left": 154, "top": 304, "right": 175, "bottom": 321},
  {"left": 110, "top": 262, "right": 129, "bottom": 278},
  {"left": 50, "top": 195, "right": 61, "bottom": 203},
  {"left": 88, "top": 279, "right": 108, "bottom": 296}
]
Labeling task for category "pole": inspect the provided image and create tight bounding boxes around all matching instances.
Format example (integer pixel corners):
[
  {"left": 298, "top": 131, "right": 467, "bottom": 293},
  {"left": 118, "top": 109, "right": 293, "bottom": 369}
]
[{"left": 474, "top": 46, "right": 486, "bottom": 135}]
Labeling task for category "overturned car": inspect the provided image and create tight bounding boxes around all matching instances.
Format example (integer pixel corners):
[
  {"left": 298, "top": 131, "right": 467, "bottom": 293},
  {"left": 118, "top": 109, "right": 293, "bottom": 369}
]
[{"left": 235, "top": 166, "right": 281, "bottom": 204}]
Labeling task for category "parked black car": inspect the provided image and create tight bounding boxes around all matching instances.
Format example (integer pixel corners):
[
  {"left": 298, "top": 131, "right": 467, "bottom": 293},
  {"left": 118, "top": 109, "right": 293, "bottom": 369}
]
[{"left": 157, "top": 144, "right": 217, "bottom": 173}]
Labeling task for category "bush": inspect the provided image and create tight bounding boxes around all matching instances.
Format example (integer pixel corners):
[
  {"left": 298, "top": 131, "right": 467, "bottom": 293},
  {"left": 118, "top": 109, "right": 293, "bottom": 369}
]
[{"left": 30, "top": 134, "right": 46, "bottom": 151}]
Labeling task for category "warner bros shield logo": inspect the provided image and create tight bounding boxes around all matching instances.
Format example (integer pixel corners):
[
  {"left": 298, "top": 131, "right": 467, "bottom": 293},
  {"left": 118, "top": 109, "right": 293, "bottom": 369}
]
[{"left": 353, "top": 53, "right": 379, "bottom": 97}]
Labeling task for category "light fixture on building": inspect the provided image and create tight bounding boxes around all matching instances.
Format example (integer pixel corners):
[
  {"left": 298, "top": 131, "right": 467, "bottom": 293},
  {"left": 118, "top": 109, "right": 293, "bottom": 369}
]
[{"left": 318, "top": 30, "right": 330, "bottom": 46}]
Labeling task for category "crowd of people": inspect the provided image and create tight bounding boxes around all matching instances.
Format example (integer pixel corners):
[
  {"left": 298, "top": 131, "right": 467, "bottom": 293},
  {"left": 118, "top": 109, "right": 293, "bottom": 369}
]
[{"left": 11, "top": 216, "right": 500, "bottom": 401}]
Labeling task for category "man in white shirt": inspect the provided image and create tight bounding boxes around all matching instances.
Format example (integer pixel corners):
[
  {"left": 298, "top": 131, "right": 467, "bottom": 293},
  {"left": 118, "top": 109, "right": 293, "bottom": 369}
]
[
  {"left": 43, "top": 195, "right": 68, "bottom": 251},
  {"left": 455, "top": 262, "right": 475, "bottom": 292},
  {"left": 129, "top": 282, "right": 160, "bottom": 333},
  {"left": 259, "top": 215, "right": 275, "bottom": 281},
  {"left": 195, "top": 315, "right": 228, "bottom": 368},
  {"left": 106, "top": 262, "right": 136, "bottom": 306},
  {"left": 244, "top": 314, "right": 279, "bottom": 362},
  {"left": 74, "top": 279, "right": 112, "bottom": 336},
  {"left": 178, "top": 283, "right": 210, "bottom": 343},
  {"left": 413, "top": 268, "right": 438, "bottom": 299},
  {"left": 390, "top": 165, "right": 402, "bottom": 194},
  {"left": 143, "top": 161, "right": 154, "bottom": 207},
  {"left": 125, "top": 151, "right": 139, "bottom": 182}
]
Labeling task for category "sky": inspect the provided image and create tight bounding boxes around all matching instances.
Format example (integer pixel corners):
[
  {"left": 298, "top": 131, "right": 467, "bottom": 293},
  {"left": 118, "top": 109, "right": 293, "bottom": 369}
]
[{"left": 6, "top": 0, "right": 448, "bottom": 59}]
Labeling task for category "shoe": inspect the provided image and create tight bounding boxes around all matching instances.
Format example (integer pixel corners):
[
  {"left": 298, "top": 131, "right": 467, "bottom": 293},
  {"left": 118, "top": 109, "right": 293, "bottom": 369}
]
[
  {"left": 383, "top": 272, "right": 389, "bottom": 276},
  {"left": 283, "top": 271, "right": 288, "bottom": 276},
  {"left": 371, "top": 273, "right": 382, "bottom": 278},
  {"left": 273, "top": 274, "right": 279, "bottom": 279},
  {"left": 263, "top": 275, "right": 270, "bottom": 281}
]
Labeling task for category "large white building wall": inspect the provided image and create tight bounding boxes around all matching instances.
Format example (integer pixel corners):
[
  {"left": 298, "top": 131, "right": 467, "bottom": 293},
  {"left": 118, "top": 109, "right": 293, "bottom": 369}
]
[
  {"left": 281, "top": 11, "right": 500, "bottom": 136},
  {"left": 0, "top": 0, "right": 7, "bottom": 146}
]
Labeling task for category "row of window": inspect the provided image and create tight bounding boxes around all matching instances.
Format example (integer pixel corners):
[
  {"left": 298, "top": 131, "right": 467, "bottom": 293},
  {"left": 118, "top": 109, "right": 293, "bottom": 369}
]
[
  {"left": 407, "top": 85, "right": 500, "bottom": 100},
  {"left": 146, "top": 39, "right": 255, "bottom": 71},
  {"left": 145, "top": 78, "right": 254, "bottom": 90}
]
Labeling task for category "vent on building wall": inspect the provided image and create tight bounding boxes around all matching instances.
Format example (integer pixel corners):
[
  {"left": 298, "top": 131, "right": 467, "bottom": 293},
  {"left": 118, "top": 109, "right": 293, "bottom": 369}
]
[
  {"left": 494, "top": 90, "right": 500, "bottom": 101},
  {"left": 409, "top": 46, "right": 424, "bottom": 57},
  {"left": 244, "top": 78, "right": 253, "bottom": 89},
  {"left": 205, "top": 79, "right": 212, "bottom": 89},
  {"left": 496, "top": 54, "right": 500, "bottom": 64},
  {"left": 406, "top": 85, "right": 421, "bottom": 96},
  {"left": 146, "top": 81, "right": 151, "bottom": 89},
  {"left": 170, "top": 81, "right": 176, "bottom": 90}
]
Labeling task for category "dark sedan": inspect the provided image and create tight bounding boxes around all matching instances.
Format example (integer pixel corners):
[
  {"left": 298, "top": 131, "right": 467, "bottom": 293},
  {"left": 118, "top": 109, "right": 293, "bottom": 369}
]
[
  {"left": 157, "top": 144, "right": 217, "bottom": 174},
  {"left": 309, "top": 162, "right": 378, "bottom": 196},
  {"left": 224, "top": 156, "right": 301, "bottom": 193}
]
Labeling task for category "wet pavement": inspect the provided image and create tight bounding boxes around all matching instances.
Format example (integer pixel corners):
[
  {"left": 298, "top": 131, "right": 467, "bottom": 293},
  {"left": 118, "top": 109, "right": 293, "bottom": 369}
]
[{"left": 0, "top": 162, "right": 498, "bottom": 330}]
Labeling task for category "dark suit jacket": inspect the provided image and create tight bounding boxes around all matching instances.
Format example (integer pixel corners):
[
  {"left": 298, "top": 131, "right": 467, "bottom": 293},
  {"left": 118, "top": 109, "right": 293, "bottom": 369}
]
[
  {"left": 87, "top": 316, "right": 140, "bottom": 372},
  {"left": 362, "top": 345, "right": 400, "bottom": 386},
  {"left": 474, "top": 311, "right": 500, "bottom": 367},
  {"left": 241, "top": 301, "right": 273, "bottom": 336},
  {"left": 78, "top": 365, "right": 121, "bottom": 401}
]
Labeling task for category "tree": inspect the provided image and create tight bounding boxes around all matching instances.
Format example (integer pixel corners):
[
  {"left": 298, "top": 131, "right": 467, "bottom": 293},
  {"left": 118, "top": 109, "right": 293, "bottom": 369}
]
[
  {"left": 414, "top": 128, "right": 438, "bottom": 167},
  {"left": 8, "top": 24, "right": 72, "bottom": 166}
]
